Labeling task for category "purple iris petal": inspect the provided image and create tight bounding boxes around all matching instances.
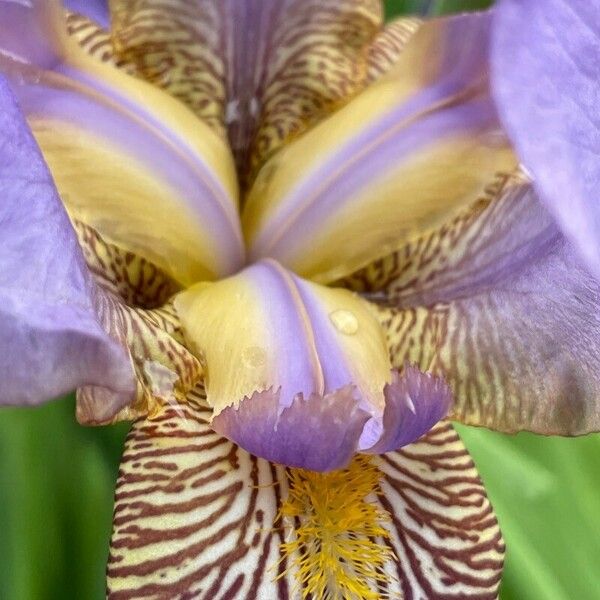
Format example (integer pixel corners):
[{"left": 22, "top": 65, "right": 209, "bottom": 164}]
[
  {"left": 362, "top": 365, "right": 452, "bottom": 454},
  {"left": 211, "top": 364, "right": 450, "bottom": 472},
  {"left": 491, "top": 0, "right": 600, "bottom": 278},
  {"left": 0, "top": 76, "right": 135, "bottom": 406},
  {"left": 212, "top": 387, "right": 371, "bottom": 472},
  {"left": 65, "top": 0, "right": 109, "bottom": 27}
]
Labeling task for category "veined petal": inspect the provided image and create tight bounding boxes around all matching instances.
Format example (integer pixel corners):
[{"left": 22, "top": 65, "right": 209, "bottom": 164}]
[
  {"left": 492, "top": 0, "right": 600, "bottom": 279},
  {"left": 373, "top": 173, "right": 600, "bottom": 435},
  {"left": 109, "top": 0, "right": 383, "bottom": 184},
  {"left": 243, "top": 11, "right": 517, "bottom": 284},
  {"left": 366, "top": 17, "right": 422, "bottom": 82},
  {"left": 0, "top": 76, "right": 134, "bottom": 407},
  {"left": 0, "top": 0, "right": 244, "bottom": 287},
  {"left": 65, "top": 0, "right": 109, "bottom": 26},
  {"left": 107, "top": 391, "right": 502, "bottom": 598},
  {"left": 174, "top": 260, "right": 449, "bottom": 470}
]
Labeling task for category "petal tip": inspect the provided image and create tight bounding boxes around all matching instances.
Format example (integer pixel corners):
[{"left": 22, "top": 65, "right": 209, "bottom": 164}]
[{"left": 212, "top": 386, "right": 370, "bottom": 472}]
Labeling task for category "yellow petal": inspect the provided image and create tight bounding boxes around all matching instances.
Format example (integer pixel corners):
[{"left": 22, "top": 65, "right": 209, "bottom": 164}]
[
  {"left": 1, "top": 0, "right": 244, "bottom": 286},
  {"left": 174, "top": 259, "right": 391, "bottom": 416},
  {"left": 243, "top": 12, "right": 517, "bottom": 284}
]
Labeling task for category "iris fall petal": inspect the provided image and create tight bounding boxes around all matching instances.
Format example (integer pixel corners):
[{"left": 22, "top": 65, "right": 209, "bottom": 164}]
[
  {"left": 107, "top": 390, "right": 503, "bottom": 599},
  {"left": 0, "top": 76, "right": 135, "bottom": 408},
  {"left": 371, "top": 174, "right": 600, "bottom": 435},
  {"left": 492, "top": 0, "right": 600, "bottom": 278}
]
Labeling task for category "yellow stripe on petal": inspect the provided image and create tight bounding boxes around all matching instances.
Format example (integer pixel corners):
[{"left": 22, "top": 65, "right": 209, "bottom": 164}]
[
  {"left": 1, "top": 1, "right": 244, "bottom": 286},
  {"left": 174, "top": 259, "right": 392, "bottom": 417},
  {"left": 243, "top": 12, "right": 517, "bottom": 284}
]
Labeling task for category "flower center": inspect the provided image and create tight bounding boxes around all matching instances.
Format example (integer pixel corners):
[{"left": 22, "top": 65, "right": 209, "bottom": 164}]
[{"left": 278, "top": 454, "right": 394, "bottom": 599}]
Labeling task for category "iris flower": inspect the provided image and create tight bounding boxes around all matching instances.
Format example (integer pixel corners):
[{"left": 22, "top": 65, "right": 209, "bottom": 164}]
[{"left": 1, "top": 0, "right": 599, "bottom": 598}]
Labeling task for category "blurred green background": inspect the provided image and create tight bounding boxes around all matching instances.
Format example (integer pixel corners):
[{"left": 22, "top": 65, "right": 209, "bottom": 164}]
[{"left": 2, "top": 1, "right": 599, "bottom": 599}]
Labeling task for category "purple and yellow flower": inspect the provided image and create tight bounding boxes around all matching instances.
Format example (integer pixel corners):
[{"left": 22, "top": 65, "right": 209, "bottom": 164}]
[{"left": 1, "top": 0, "right": 599, "bottom": 598}]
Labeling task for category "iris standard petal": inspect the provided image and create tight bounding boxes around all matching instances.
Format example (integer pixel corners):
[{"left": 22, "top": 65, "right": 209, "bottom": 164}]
[
  {"left": 372, "top": 173, "right": 600, "bottom": 435},
  {"left": 0, "top": 0, "right": 244, "bottom": 287},
  {"left": 109, "top": 0, "right": 383, "bottom": 184},
  {"left": 107, "top": 390, "right": 502, "bottom": 598},
  {"left": 243, "top": 11, "right": 517, "bottom": 284},
  {"left": 0, "top": 76, "right": 135, "bottom": 408},
  {"left": 65, "top": 0, "right": 109, "bottom": 27},
  {"left": 174, "top": 260, "right": 449, "bottom": 470},
  {"left": 491, "top": 0, "right": 600, "bottom": 279}
]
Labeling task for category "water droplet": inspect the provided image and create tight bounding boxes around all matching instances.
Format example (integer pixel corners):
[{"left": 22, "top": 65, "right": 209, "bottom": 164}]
[
  {"left": 242, "top": 346, "right": 266, "bottom": 368},
  {"left": 329, "top": 309, "right": 359, "bottom": 335}
]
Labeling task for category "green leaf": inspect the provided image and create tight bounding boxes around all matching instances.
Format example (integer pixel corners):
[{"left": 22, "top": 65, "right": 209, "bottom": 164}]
[
  {"left": 0, "top": 396, "right": 128, "bottom": 600},
  {"left": 456, "top": 425, "right": 600, "bottom": 600},
  {"left": 385, "top": 0, "right": 493, "bottom": 19}
]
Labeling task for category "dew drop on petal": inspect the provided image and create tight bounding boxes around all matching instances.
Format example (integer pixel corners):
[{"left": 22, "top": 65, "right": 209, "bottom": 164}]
[{"left": 329, "top": 309, "right": 359, "bottom": 335}]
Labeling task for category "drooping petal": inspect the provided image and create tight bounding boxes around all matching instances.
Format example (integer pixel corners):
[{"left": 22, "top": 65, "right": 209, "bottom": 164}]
[
  {"left": 373, "top": 421, "right": 504, "bottom": 598},
  {"left": 107, "top": 389, "right": 296, "bottom": 599},
  {"left": 491, "top": 0, "right": 600, "bottom": 279},
  {"left": 372, "top": 172, "right": 600, "bottom": 435},
  {"left": 107, "top": 391, "right": 502, "bottom": 598},
  {"left": 0, "top": 0, "right": 244, "bottom": 287},
  {"left": 0, "top": 76, "right": 134, "bottom": 407},
  {"left": 65, "top": 0, "right": 109, "bottom": 27},
  {"left": 108, "top": 0, "right": 383, "bottom": 184},
  {"left": 174, "top": 260, "right": 449, "bottom": 470},
  {"left": 243, "top": 11, "right": 517, "bottom": 284}
]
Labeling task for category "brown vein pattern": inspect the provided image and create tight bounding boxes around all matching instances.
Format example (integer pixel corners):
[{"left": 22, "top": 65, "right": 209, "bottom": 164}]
[
  {"left": 367, "top": 17, "right": 422, "bottom": 82},
  {"left": 66, "top": 12, "right": 138, "bottom": 74},
  {"left": 78, "top": 295, "right": 202, "bottom": 424},
  {"left": 73, "top": 221, "right": 201, "bottom": 425},
  {"left": 109, "top": 0, "right": 382, "bottom": 185},
  {"left": 74, "top": 220, "right": 180, "bottom": 309},
  {"left": 107, "top": 389, "right": 295, "bottom": 600},
  {"left": 355, "top": 170, "right": 600, "bottom": 434},
  {"left": 107, "top": 391, "right": 502, "bottom": 599},
  {"left": 374, "top": 422, "right": 503, "bottom": 600},
  {"left": 340, "top": 169, "right": 537, "bottom": 301}
]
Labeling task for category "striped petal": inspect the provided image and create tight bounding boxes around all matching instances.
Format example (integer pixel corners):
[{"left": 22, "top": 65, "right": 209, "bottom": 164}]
[
  {"left": 0, "top": 76, "right": 134, "bottom": 408},
  {"left": 0, "top": 0, "right": 244, "bottom": 287},
  {"left": 492, "top": 0, "right": 600, "bottom": 279},
  {"left": 107, "top": 390, "right": 503, "bottom": 598},
  {"left": 243, "top": 11, "right": 517, "bottom": 284},
  {"left": 174, "top": 260, "right": 449, "bottom": 470},
  {"left": 71, "top": 221, "right": 202, "bottom": 424},
  {"left": 108, "top": 0, "right": 383, "bottom": 184},
  {"left": 370, "top": 171, "right": 600, "bottom": 435}
]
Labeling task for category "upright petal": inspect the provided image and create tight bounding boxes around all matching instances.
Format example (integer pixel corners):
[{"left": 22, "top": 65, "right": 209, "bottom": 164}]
[
  {"left": 373, "top": 172, "right": 600, "bottom": 435},
  {"left": 491, "top": 0, "right": 600, "bottom": 279},
  {"left": 0, "top": 76, "right": 134, "bottom": 407},
  {"left": 109, "top": 0, "right": 383, "bottom": 184},
  {"left": 0, "top": 0, "right": 244, "bottom": 287},
  {"left": 244, "top": 11, "right": 517, "bottom": 284},
  {"left": 107, "top": 391, "right": 502, "bottom": 598},
  {"left": 174, "top": 260, "right": 449, "bottom": 470}
]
